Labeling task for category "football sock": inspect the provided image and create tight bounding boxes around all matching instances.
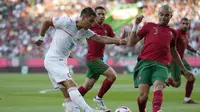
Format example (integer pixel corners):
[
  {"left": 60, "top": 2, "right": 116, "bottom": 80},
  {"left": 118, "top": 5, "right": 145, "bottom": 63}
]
[
  {"left": 78, "top": 86, "right": 88, "bottom": 96},
  {"left": 152, "top": 90, "right": 163, "bottom": 112},
  {"left": 137, "top": 97, "right": 147, "bottom": 112},
  {"left": 68, "top": 87, "right": 93, "bottom": 112},
  {"left": 185, "top": 80, "right": 195, "bottom": 99},
  {"left": 97, "top": 78, "right": 114, "bottom": 98},
  {"left": 63, "top": 101, "right": 73, "bottom": 112}
]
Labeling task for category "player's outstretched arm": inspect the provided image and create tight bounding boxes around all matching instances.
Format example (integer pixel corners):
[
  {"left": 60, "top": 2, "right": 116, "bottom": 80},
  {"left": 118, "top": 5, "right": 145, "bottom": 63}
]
[
  {"left": 127, "top": 15, "right": 144, "bottom": 46},
  {"left": 35, "top": 20, "right": 54, "bottom": 46},
  {"left": 170, "top": 41, "right": 194, "bottom": 81},
  {"left": 187, "top": 44, "right": 200, "bottom": 55},
  {"left": 90, "top": 34, "right": 127, "bottom": 45}
]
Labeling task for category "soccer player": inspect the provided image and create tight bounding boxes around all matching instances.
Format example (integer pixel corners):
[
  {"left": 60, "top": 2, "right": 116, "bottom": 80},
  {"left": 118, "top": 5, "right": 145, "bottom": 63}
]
[
  {"left": 78, "top": 6, "right": 117, "bottom": 110},
  {"left": 35, "top": 7, "right": 126, "bottom": 112},
  {"left": 168, "top": 17, "right": 199, "bottom": 104},
  {"left": 127, "top": 5, "right": 194, "bottom": 112}
]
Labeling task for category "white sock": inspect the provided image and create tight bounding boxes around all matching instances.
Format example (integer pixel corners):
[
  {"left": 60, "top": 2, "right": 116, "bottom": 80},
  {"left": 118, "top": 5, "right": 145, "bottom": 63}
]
[
  {"left": 95, "top": 96, "right": 101, "bottom": 100},
  {"left": 184, "top": 97, "right": 191, "bottom": 102},
  {"left": 63, "top": 101, "right": 73, "bottom": 112},
  {"left": 63, "top": 101, "right": 80, "bottom": 112},
  {"left": 68, "top": 87, "right": 93, "bottom": 112}
]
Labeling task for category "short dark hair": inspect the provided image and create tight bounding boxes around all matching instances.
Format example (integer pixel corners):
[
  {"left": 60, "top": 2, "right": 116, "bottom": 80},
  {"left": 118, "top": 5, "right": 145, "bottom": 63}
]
[
  {"left": 95, "top": 6, "right": 106, "bottom": 12},
  {"left": 159, "top": 5, "right": 172, "bottom": 13},
  {"left": 180, "top": 17, "right": 189, "bottom": 22},
  {"left": 80, "top": 7, "right": 96, "bottom": 17}
]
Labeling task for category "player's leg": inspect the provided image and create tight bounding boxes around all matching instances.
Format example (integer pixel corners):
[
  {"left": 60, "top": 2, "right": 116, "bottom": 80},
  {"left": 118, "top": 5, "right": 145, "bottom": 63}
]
[
  {"left": 134, "top": 60, "right": 152, "bottom": 112},
  {"left": 47, "top": 71, "right": 77, "bottom": 112},
  {"left": 44, "top": 60, "right": 93, "bottom": 112},
  {"left": 92, "top": 66, "right": 116, "bottom": 110},
  {"left": 80, "top": 59, "right": 113, "bottom": 110},
  {"left": 78, "top": 69, "right": 98, "bottom": 96},
  {"left": 61, "top": 88, "right": 80, "bottom": 112},
  {"left": 168, "top": 62, "right": 181, "bottom": 87},
  {"left": 93, "top": 59, "right": 116, "bottom": 109},
  {"left": 138, "top": 84, "right": 150, "bottom": 112},
  {"left": 151, "top": 64, "right": 168, "bottom": 112},
  {"left": 98, "top": 66, "right": 116, "bottom": 98},
  {"left": 182, "top": 59, "right": 197, "bottom": 104}
]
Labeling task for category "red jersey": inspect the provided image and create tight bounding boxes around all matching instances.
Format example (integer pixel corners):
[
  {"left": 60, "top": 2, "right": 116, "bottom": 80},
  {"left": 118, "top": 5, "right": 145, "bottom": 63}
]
[
  {"left": 137, "top": 22, "right": 177, "bottom": 65},
  {"left": 86, "top": 22, "right": 115, "bottom": 61},
  {"left": 175, "top": 29, "right": 188, "bottom": 59}
]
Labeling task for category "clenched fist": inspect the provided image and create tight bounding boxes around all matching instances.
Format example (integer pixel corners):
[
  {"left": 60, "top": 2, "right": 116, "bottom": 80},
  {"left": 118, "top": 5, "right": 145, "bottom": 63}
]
[
  {"left": 119, "top": 39, "right": 127, "bottom": 45},
  {"left": 135, "top": 15, "right": 144, "bottom": 25}
]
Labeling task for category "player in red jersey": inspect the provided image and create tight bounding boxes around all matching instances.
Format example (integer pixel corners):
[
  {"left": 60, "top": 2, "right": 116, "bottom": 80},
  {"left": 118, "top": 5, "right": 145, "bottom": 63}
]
[
  {"left": 78, "top": 6, "right": 121, "bottom": 110},
  {"left": 168, "top": 17, "right": 199, "bottom": 104},
  {"left": 127, "top": 5, "right": 194, "bottom": 112}
]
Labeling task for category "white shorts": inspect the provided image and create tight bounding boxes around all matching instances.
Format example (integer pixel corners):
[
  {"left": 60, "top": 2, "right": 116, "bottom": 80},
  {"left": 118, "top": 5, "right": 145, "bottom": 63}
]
[{"left": 44, "top": 59, "right": 73, "bottom": 89}]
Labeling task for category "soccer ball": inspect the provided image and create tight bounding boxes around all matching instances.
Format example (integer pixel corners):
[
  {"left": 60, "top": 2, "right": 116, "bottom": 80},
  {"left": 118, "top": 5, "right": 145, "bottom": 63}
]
[{"left": 115, "top": 106, "right": 132, "bottom": 112}]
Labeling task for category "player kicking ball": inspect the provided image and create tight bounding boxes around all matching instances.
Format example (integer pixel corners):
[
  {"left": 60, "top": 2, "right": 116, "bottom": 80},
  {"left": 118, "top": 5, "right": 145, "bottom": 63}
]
[
  {"left": 168, "top": 17, "right": 199, "bottom": 104},
  {"left": 127, "top": 5, "right": 193, "bottom": 112},
  {"left": 35, "top": 7, "right": 126, "bottom": 112}
]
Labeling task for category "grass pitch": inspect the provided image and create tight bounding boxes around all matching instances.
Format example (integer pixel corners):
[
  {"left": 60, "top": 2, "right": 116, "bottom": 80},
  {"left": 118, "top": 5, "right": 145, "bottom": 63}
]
[{"left": 0, "top": 73, "right": 200, "bottom": 112}]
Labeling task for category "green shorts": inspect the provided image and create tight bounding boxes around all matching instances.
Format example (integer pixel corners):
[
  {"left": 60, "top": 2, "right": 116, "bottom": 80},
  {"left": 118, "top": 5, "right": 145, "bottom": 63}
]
[
  {"left": 134, "top": 60, "right": 169, "bottom": 88},
  {"left": 86, "top": 59, "right": 109, "bottom": 80},
  {"left": 169, "top": 59, "right": 192, "bottom": 82}
]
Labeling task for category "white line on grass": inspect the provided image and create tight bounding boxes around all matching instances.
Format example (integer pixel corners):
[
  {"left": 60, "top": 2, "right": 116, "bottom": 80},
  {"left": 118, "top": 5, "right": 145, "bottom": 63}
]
[{"left": 39, "top": 88, "right": 58, "bottom": 94}]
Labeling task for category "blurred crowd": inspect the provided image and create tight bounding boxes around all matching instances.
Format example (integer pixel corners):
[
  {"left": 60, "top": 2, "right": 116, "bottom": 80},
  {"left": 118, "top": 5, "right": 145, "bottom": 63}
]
[{"left": 0, "top": 0, "right": 200, "bottom": 59}]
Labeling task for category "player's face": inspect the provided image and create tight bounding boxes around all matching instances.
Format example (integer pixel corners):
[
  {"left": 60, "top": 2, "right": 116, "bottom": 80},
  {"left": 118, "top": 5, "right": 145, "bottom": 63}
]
[
  {"left": 180, "top": 20, "right": 189, "bottom": 32},
  {"left": 158, "top": 9, "right": 172, "bottom": 25},
  {"left": 95, "top": 9, "right": 105, "bottom": 25},
  {"left": 82, "top": 15, "right": 96, "bottom": 30}
]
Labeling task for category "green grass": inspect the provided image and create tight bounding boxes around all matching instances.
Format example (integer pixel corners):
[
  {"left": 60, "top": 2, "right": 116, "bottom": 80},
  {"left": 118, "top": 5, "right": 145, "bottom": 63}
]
[{"left": 0, "top": 73, "right": 200, "bottom": 112}]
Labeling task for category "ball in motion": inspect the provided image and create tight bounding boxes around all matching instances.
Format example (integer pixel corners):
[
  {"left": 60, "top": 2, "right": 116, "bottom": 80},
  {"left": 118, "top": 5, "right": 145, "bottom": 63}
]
[{"left": 115, "top": 106, "right": 132, "bottom": 112}]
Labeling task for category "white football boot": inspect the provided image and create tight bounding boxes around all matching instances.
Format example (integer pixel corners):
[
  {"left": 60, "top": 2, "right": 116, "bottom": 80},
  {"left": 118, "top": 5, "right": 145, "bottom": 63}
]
[
  {"left": 62, "top": 102, "right": 80, "bottom": 112},
  {"left": 93, "top": 97, "right": 107, "bottom": 110}
]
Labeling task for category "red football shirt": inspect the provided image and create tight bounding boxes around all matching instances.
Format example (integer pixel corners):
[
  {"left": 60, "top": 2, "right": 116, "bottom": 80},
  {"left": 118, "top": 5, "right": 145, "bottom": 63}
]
[
  {"left": 175, "top": 29, "right": 188, "bottom": 59},
  {"left": 137, "top": 22, "right": 177, "bottom": 65},
  {"left": 86, "top": 22, "right": 115, "bottom": 61}
]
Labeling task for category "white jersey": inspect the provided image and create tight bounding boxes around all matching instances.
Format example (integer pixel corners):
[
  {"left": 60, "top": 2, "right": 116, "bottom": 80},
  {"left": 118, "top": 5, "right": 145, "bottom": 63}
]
[{"left": 45, "top": 16, "right": 95, "bottom": 60}]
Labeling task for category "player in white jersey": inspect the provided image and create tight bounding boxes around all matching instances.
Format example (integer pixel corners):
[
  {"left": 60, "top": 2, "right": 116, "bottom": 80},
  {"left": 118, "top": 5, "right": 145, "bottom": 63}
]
[{"left": 35, "top": 7, "right": 126, "bottom": 112}]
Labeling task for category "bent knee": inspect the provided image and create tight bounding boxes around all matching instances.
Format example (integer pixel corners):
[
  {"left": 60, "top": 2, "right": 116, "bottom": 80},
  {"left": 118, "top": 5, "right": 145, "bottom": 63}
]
[
  {"left": 108, "top": 75, "right": 116, "bottom": 82},
  {"left": 106, "top": 72, "right": 117, "bottom": 82},
  {"left": 173, "top": 82, "right": 181, "bottom": 88},
  {"left": 154, "top": 82, "right": 166, "bottom": 91},
  {"left": 139, "top": 93, "right": 149, "bottom": 101}
]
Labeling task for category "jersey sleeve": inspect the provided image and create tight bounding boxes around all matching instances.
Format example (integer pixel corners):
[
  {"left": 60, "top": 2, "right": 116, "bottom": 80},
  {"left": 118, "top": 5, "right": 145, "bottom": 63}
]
[
  {"left": 78, "top": 29, "right": 96, "bottom": 39},
  {"left": 137, "top": 22, "right": 150, "bottom": 39},
  {"left": 52, "top": 16, "right": 71, "bottom": 29}
]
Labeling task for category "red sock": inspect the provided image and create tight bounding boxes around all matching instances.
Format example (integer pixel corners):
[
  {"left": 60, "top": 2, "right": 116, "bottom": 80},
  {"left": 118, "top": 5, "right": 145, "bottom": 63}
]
[
  {"left": 185, "top": 80, "right": 195, "bottom": 97},
  {"left": 137, "top": 97, "right": 147, "bottom": 112},
  {"left": 152, "top": 90, "right": 163, "bottom": 112},
  {"left": 78, "top": 86, "right": 87, "bottom": 96},
  {"left": 97, "top": 79, "right": 114, "bottom": 98}
]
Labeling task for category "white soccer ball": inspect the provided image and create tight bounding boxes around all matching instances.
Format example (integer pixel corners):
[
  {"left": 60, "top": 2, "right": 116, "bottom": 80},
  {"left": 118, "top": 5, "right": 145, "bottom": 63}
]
[{"left": 115, "top": 106, "right": 132, "bottom": 112}]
